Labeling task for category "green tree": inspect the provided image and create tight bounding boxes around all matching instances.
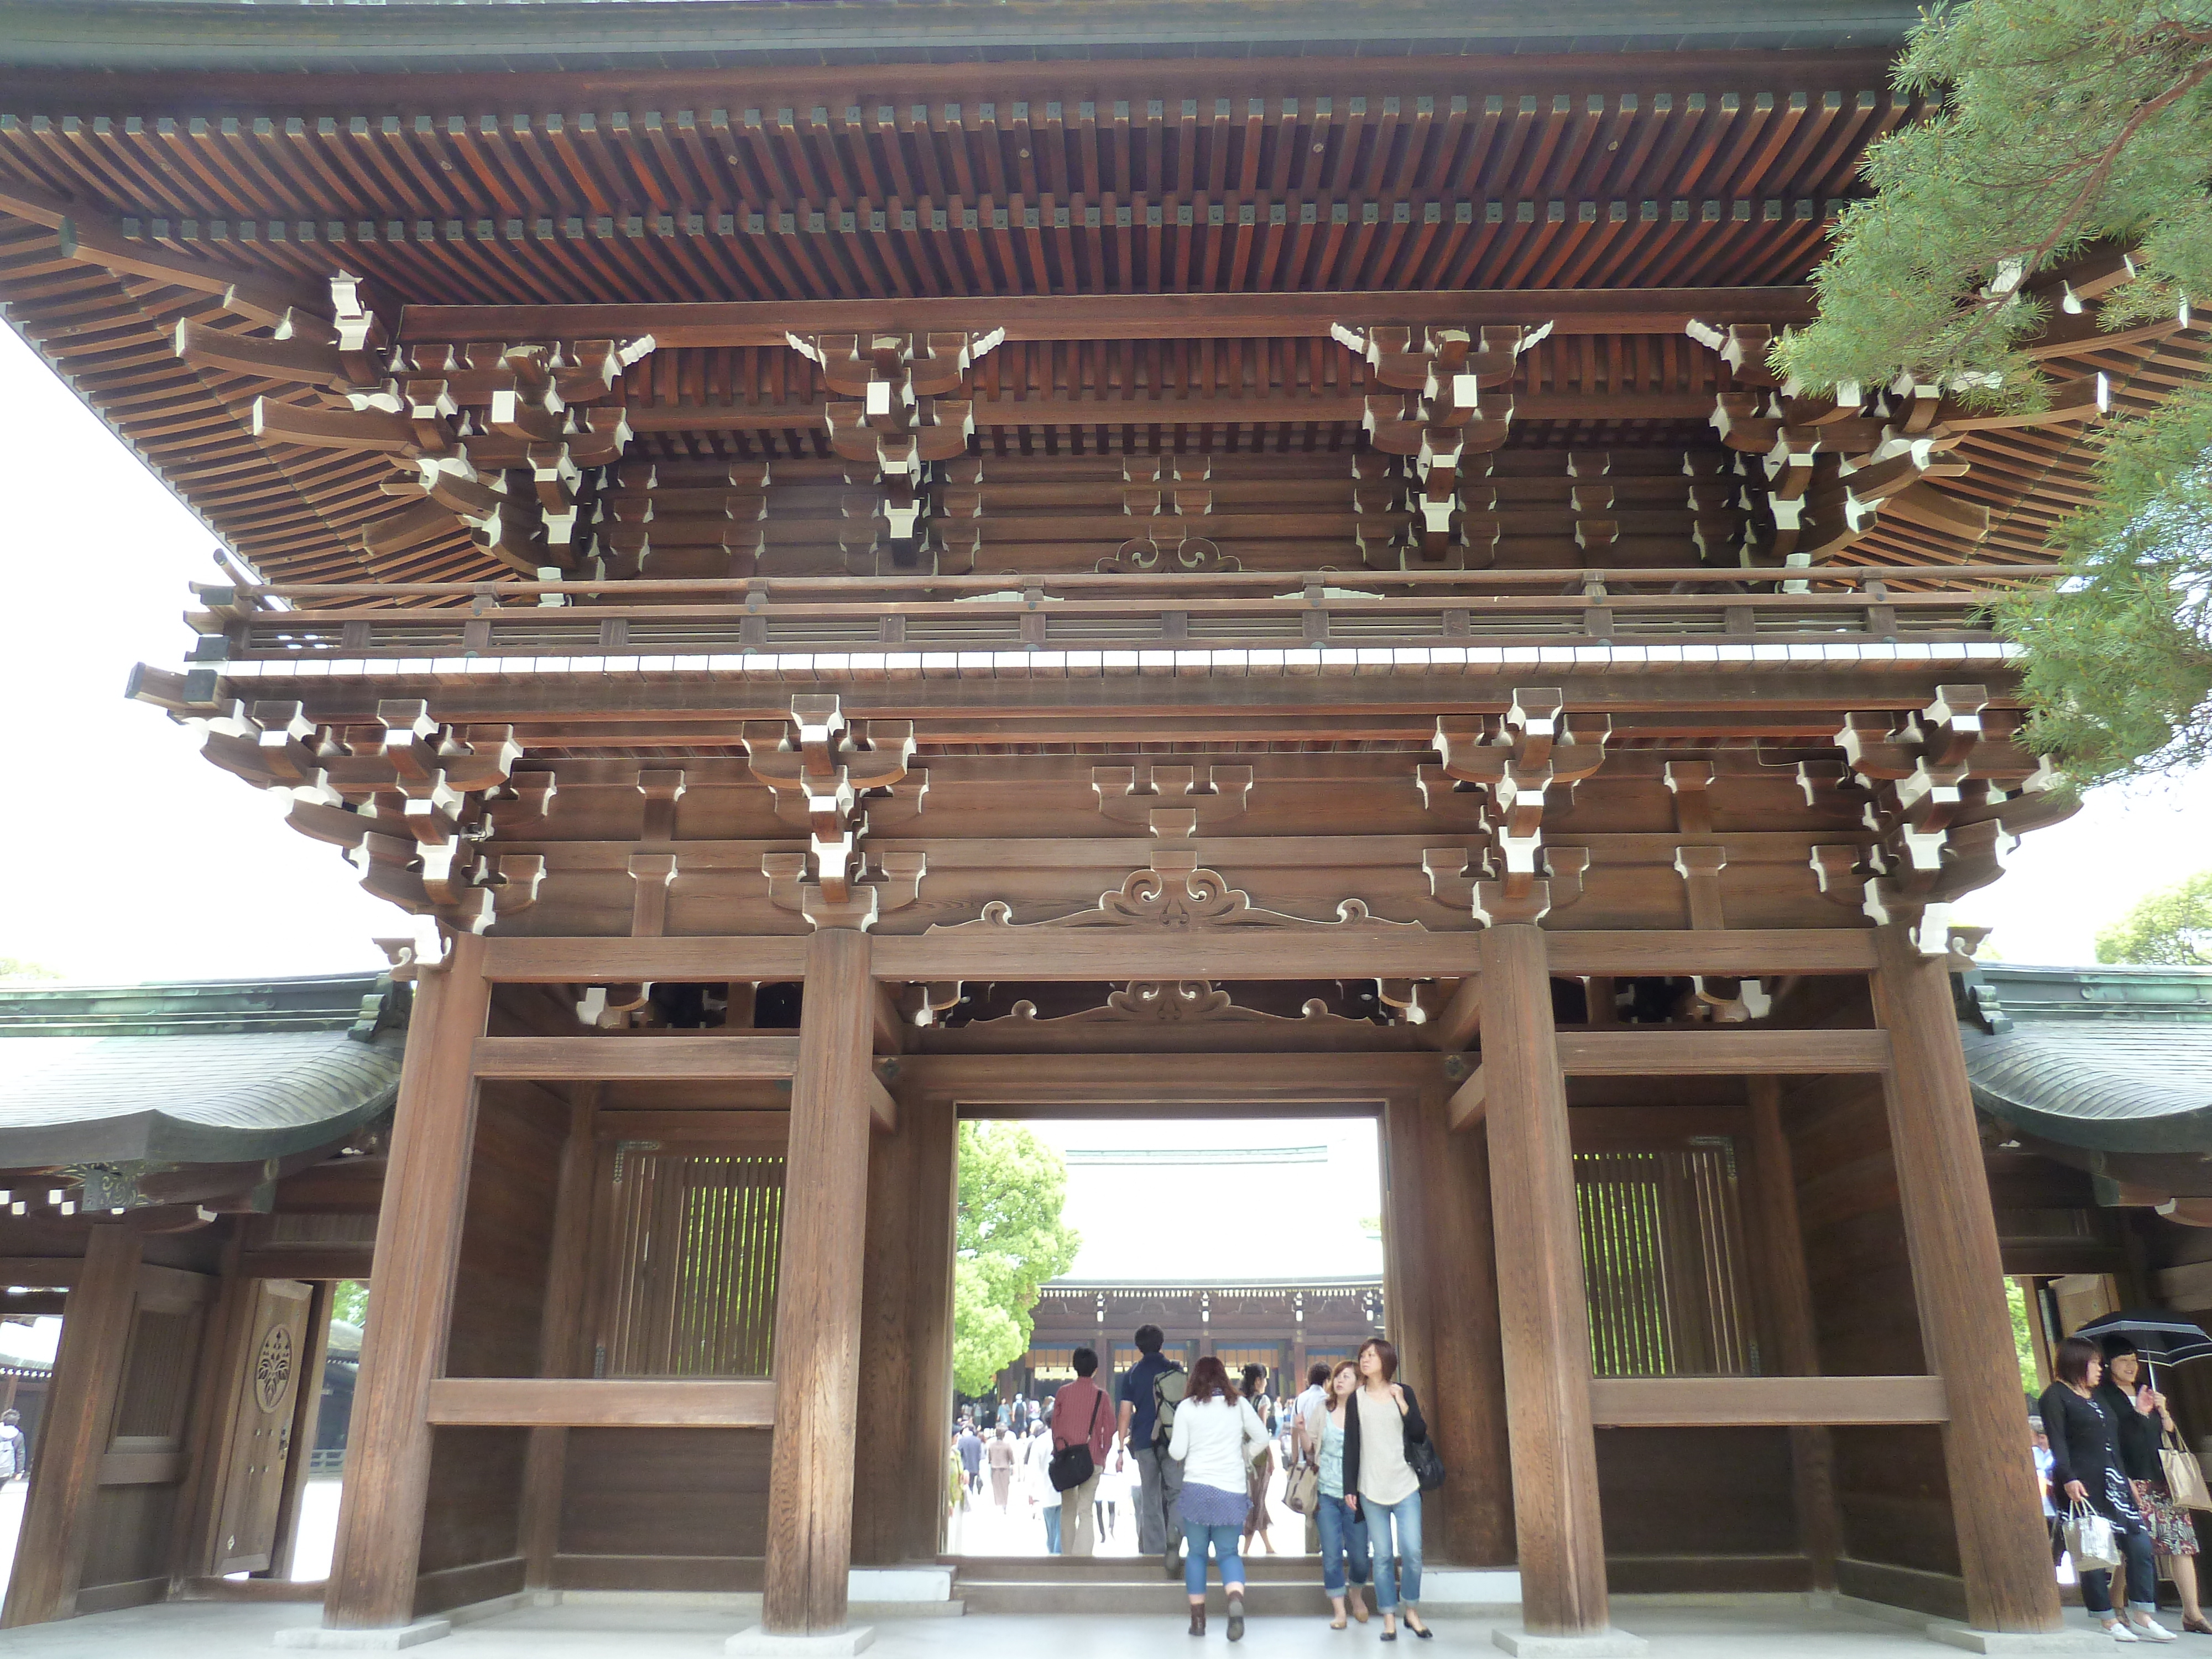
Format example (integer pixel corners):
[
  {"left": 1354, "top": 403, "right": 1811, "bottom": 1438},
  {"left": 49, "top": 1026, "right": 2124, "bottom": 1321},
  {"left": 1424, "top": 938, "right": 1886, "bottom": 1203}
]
[
  {"left": 2096, "top": 869, "right": 2212, "bottom": 962},
  {"left": 0, "top": 958, "right": 60, "bottom": 983},
  {"left": 331, "top": 1280, "right": 369, "bottom": 1327},
  {"left": 2006, "top": 1280, "right": 2043, "bottom": 1396},
  {"left": 953, "top": 1121, "right": 1079, "bottom": 1397},
  {"left": 1772, "top": 1, "right": 2212, "bottom": 784}
]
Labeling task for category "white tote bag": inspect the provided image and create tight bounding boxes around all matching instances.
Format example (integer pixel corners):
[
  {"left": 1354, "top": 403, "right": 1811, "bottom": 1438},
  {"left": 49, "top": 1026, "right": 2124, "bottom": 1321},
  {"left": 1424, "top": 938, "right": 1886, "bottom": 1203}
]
[{"left": 2063, "top": 1498, "right": 2122, "bottom": 1572}]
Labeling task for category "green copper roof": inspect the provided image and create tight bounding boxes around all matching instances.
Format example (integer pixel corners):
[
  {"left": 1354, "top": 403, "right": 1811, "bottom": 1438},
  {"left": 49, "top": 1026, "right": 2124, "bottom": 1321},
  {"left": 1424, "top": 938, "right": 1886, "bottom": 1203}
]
[
  {"left": 1959, "top": 963, "right": 2212, "bottom": 1158},
  {"left": 0, "top": 973, "right": 406, "bottom": 1166},
  {"left": 0, "top": 1, "right": 1925, "bottom": 74}
]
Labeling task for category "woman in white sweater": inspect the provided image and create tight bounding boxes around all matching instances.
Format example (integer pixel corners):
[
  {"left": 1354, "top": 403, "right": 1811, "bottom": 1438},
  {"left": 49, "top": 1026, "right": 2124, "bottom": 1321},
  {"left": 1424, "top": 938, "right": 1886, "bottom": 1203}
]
[{"left": 1167, "top": 1355, "right": 1272, "bottom": 1641}]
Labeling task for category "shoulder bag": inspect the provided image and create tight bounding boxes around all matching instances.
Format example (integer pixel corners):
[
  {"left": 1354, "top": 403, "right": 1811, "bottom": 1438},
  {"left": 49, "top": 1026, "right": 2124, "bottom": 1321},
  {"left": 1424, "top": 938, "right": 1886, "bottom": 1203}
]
[
  {"left": 1406, "top": 1431, "right": 1447, "bottom": 1492},
  {"left": 2163, "top": 1429, "right": 2212, "bottom": 1512},
  {"left": 1049, "top": 1389, "right": 1105, "bottom": 1493}
]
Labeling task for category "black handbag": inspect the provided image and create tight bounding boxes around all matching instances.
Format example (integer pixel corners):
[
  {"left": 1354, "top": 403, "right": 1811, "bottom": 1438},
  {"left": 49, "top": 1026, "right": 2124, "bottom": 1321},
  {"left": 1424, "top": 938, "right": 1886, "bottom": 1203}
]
[
  {"left": 1049, "top": 1389, "right": 1106, "bottom": 1493},
  {"left": 1406, "top": 1431, "right": 1447, "bottom": 1492}
]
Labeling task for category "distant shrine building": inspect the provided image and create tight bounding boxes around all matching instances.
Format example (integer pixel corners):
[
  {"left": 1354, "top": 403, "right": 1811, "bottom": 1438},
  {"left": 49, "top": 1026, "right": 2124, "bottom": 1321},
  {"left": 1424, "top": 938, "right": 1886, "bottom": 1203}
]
[{"left": 3, "top": 0, "right": 2212, "bottom": 1651}]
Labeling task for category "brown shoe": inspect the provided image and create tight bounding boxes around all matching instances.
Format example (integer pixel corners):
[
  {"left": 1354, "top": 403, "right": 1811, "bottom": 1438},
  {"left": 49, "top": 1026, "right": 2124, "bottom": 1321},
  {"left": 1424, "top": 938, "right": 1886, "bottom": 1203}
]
[
  {"left": 1190, "top": 1606, "right": 1207, "bottom": 1637},
  {"left": 1350, "top": 1593, "right": 1371, "bottom": 1625}
]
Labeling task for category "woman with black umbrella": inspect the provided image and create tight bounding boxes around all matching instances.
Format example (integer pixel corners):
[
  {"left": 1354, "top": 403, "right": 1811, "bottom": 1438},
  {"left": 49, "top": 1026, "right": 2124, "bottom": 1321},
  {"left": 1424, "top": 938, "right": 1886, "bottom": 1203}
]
[
  {"left": 2042, "top": 1335, "right": 2176, "bottom": 1643},
  {"left": 2099, "top": 1339, "right": 2208, "bottom": 1635}
]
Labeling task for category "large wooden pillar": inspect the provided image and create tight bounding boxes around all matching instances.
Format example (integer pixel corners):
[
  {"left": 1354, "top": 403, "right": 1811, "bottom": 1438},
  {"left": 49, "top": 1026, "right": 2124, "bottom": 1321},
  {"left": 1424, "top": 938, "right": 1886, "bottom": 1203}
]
[
  {"left": 1480, "top": 924, "right": 1610, "bottom": 1636},
  {"left": 851, "top": 1089, "right": 958, "bottom": 1565},
  {"left": 1, "top": 1222, "right": 142, "bottom": 1627},
  {"left": 1869, "top": 928, "right": 2061, "bottom": 1634},
  {"left": 324, "top": 935, "right": 493, "bottom": 1630},
  {"left": 763, "top": 929, "right": 876, "bottom": 1634}
]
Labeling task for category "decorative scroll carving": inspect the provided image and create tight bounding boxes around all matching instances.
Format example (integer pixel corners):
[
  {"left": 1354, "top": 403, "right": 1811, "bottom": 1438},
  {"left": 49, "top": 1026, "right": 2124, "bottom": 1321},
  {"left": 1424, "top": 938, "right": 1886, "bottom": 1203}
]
[
  {"left": 1093, "top": 763, "right": 1254, "bottom": 838},
  {"left": 1333, "top": 321, "right": 1548, "bottom": 567},
  {"left": 1811, "top": 684, "right": 2077, "bottom": 954},
  {"left": 743, "top": 695, "right": 925, "bottom": 931},
  {"left": 1421, "top": 687, "right": 1609, "bottom": 926},
  {"left": 196, "top": 278, "right": 655, "bottom": 575},
  {"left": 930, "top": 851, "right": 1425, "bottom": 933},
  {"left": 189, "top": 696, "right": 525, "bottom": 934},
  {"left": 786, "top": 328, "right": 1004, "bottom": 571},
  {"left": 990, "top": 980, "right": 1380, "bottom": 1027}
]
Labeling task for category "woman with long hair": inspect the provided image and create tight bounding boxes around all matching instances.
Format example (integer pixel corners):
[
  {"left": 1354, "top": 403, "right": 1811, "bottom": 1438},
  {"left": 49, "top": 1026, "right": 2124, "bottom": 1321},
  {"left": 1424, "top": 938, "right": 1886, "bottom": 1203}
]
[
  {"left": 1306, "top": 1357, "right": 1374, "bottom": 1629},
  {"left": 2040, "top": 1334, "right": 2173, "bottom": 1642},
  {"left": 1240, "top": 1362, "right": 1279, "bottom": 1556},
  {"left": 2098, "top": 1340, "right": 2206, "bottom": 1634},
  {"left": 1166, "top": 1355, "right": 1272, "bottom": 1641},
  {"left": 1342, "top": 1338, "right": 1432, "bottom": 1641}
]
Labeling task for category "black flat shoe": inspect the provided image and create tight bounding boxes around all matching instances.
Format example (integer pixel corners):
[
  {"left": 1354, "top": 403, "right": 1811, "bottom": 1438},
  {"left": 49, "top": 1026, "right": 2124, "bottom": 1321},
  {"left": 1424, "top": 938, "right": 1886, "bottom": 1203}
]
[
  {"left": 1404, "top": 1615, "right": 1432, "bottom": 1640},
  {"left": 1228, "top": 1601, "right": 1245, "bottom": 1642}
]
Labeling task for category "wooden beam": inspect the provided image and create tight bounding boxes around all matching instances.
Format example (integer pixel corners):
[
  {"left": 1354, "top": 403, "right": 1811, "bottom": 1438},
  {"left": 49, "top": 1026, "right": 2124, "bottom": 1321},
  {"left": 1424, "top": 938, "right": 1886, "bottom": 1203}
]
[
  {"left": 1480, "top": 924, "right": 1609, "bottom": 1637},
  {"left": 763, "top": 930, "right": 877, "bottom": 1637},
  {"left": 1446, "top": 1065, "right": 1488, "bottom": 1132},
  {"left": 864, "top": 1071, "right": 898, "bottom": 1136},
  {"left": 1587, "top": 1375, "right": 1949, "bottom": 1428},
  {"left": 870, "top": 932, "right": 1483, "bottom": 982},
  {"left": 481, "top": 936, "right": 810, "bottom": 983},
  {"left": 0, "top": 1223, "right": 142, "bottom": 1627},
  {"left": 1869, "top": 928, "right": 2064, "bottom": 1635},
  {"left": 425, "top": 1378, "right": 774, "bottom": 1429},
  {"left": 623, "top": 388, "right": 1717, "bottom": 432},
  {"left": 871, "top": 984, "right": 906, "bottom": 1057},
  {"left": 520, "top": 1088, "right": 598, "bottom": 1593},
  {"left": 324, "top": 935, "right": 493, "bottom": 1634},
  {"left": 1544, "top": 930, "right": 1876, "bottom": 975},
  {"left": 1554, "top": 1029, "right": 1891, "bottom": 1076},
  {"left": 1427, "top": 977, "right": 1484, "bottom": 1053},
  {"left": 397, "top": 287, "right": 1817, "bottom": 348},
  {"left": 470, "top": 1035, "right": 800, "bottom": 1081}
]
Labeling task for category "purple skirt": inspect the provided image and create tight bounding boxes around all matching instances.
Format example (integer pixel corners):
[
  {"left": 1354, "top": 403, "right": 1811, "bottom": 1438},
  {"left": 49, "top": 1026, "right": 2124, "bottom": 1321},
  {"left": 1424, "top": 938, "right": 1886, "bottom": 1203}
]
[{"left": 1180, "top": 1480, "right": 1248, "bottom": 1528}]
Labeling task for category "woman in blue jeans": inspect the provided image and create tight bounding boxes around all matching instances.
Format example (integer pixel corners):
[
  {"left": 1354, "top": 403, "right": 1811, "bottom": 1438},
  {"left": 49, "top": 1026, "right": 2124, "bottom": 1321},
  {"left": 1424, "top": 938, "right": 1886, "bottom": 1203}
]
[
  {"left": 1305, "top": 1357, "right": 1373, "bottom": 1627},
  {"left": 1342, "top": 1337, "right": 1432, "bottom": 1641},
  {"left": 1167, "top": 1355, "right": 1272, "bottom": 1641}
]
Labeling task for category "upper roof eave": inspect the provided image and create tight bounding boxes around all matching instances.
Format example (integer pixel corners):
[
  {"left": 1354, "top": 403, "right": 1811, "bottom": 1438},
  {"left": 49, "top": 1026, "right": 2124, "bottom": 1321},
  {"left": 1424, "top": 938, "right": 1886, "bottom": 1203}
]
[{"left": 0, "top": 0, "right": 1926, "bottom": 75}]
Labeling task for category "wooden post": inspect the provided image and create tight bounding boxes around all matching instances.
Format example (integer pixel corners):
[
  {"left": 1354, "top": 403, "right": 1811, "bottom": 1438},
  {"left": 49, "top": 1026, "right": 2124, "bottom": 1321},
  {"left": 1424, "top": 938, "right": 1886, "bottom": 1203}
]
[
  {"left": 520, "top": 1085, "right": 600, "bottom": 1590},
  {"left": 324, "top": 935, "right": 494, "bottom": 1631},
  {"left": 1744, "top": 1078, "right": 1841, "bottom": 1590},
  {"left": 1869, "top": 927, "right": 2062, "bottom": 1634},
  {"left": 763, "top": 929, "right": 876, "bottom": 1634},
  {"left": 1, "top": 1222, "right": 142, "bottom": 1627},
  {"left": 269, "top": 1280, "right": 336, "bottom": 1580},
  {"left": 1480, "top": 924, "right": 1610, "bottom": 1636}
]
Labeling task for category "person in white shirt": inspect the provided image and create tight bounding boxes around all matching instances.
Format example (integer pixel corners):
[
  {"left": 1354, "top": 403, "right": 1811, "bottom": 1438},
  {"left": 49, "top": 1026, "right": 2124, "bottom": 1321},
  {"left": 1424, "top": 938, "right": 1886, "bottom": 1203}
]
[
  {"left": 0, "top": 1410, "right": 24, "bottom": 1484},
  {"left": 1023, "top": 1420, "right": 1063, "bottom": 1554},
  {"left": 1167, "top": 1356, "right": 1271, "bottom": 1642}
]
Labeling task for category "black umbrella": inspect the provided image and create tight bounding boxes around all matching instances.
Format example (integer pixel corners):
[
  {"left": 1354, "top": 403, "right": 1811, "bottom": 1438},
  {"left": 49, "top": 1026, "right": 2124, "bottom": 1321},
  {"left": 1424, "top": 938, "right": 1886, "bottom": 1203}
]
[{"left": 2073, "top": 1309, "right": 2212, "bottom": 1370}]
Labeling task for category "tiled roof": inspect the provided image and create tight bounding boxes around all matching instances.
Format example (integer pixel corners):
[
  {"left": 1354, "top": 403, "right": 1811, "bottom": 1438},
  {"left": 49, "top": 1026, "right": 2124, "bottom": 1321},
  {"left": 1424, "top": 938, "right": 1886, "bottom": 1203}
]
[
  {"left": 1959, "top": 963, "right": 2212, "bottom": 1157},
  {"left": 0, "top": 974, "right": 406, "bottom": 1165}
]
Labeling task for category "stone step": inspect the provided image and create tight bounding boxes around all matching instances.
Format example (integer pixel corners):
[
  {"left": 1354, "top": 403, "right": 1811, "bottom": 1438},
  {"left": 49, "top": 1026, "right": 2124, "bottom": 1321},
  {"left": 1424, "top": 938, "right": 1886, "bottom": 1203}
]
[
  {"left": 946, "top": 1553, "right": 1326, "bottom": 1584},
  {"left": 955, "top": 1577, "right": 1339, "bottom": 1617}
]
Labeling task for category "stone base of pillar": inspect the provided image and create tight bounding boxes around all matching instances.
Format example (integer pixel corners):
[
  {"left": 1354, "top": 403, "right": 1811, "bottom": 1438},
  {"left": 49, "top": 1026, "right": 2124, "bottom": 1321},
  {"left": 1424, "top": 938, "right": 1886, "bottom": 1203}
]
[
  {"left": 1927, "top": 1626, "right": 2121, "bottom": 1655},
  {"left": 273, "top": 1619, "right": 453, "bottom": 1650},
  {"left": 1490, "top": 1627, "right": 1647, "bottom": 1657},
  {"left": 726, "top": 1626, "right": 877, "bottom": 1657}
]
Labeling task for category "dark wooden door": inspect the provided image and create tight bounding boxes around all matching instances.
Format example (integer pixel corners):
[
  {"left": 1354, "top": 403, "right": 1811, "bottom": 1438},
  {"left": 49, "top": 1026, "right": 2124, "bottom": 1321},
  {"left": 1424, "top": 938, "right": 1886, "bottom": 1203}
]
[{"left": 210, "top": 1280, "right": 314, "bottom": 1575}]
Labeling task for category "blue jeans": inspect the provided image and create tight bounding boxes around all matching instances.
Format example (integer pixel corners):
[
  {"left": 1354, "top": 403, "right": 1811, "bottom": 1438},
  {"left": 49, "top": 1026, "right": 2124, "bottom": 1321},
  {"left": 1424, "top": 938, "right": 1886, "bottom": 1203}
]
[
  {"left": 1361, "top": 1491, "right": 1423, "bottom": 1611},
  {"left": 1182, "top": 1519, "right": 1245, "bottom": 1595},
  {"left": 1315, "top": 1494, "right": 1371, "bottom": 1598},
  {"left": 2080, "top": 1510, "right": 2158, "bottom": 1616},
  {"left": 1043, "top": 1505, "right": 1062, "bottom": 1554}
]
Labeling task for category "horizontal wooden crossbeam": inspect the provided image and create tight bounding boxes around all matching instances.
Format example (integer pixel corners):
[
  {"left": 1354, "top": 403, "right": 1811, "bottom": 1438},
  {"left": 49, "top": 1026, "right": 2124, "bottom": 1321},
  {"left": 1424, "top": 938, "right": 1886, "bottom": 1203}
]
[
  {"left": 470, "top": 1035, "right": 801, "bottom": 1080},
  {"left": 1555, "top": 1028, "right": 1891, "bottom": 1076},
  {"left": 1587, "top": 1374, "right": 1948, "bottom": 1428},
  {"left": 424, "top": 1377, "right": 776, "bottom": 1429},
  {"left": 397, "top": 286, "right": 1817, "bottom": 348}
]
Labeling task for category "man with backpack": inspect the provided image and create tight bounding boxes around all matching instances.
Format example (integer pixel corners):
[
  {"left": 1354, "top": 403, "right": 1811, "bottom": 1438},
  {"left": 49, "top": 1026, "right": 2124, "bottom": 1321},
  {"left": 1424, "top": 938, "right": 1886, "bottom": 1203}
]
[{"left": 1115, "top": 1324, "right": 1187, "bottom": 1574}]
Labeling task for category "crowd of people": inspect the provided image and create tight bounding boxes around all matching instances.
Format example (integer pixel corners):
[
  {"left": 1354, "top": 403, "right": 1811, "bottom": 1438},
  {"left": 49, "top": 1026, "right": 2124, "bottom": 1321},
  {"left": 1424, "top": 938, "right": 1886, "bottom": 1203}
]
[
  {"left": 948, "top": 1327, "right": 1442, "bottom": 1643},
  {"left": 2034, "top": 1334, "right": 2206, "bottom": 1644}
]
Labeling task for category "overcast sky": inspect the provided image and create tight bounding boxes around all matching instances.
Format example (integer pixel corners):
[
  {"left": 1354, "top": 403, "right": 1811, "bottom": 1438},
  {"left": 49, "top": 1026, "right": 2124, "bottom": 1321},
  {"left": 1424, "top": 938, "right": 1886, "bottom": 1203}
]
[{"left": 0, "top": 322, "right": 2198, "bottom": 983}]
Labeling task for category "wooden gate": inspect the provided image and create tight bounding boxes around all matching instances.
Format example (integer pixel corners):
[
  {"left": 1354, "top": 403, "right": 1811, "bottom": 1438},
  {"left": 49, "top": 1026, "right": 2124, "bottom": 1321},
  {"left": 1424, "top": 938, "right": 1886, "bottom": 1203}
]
[{"left": 208, "top": 1279, "right": 315, "bottom": 1575}]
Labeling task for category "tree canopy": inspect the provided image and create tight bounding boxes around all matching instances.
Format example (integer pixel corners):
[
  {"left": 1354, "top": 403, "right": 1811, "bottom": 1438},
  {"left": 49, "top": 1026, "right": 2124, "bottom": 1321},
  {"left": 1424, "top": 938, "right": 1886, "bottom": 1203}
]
[
  {"left": 953, "top": 1121, "right": 1080, "bottom": 1397},
  {"left": 1774, "top": 0, "right": 2212, "bottom": 784},
  {"left": 2096, "top": 869, "right": 2212, "bottom": 963}
]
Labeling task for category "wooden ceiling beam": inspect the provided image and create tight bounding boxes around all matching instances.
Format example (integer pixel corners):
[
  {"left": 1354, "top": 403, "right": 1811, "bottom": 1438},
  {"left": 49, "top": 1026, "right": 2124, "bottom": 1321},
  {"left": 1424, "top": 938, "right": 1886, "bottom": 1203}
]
[{"left": 395, "top": 286, "right": 1814, "bottom": 348}]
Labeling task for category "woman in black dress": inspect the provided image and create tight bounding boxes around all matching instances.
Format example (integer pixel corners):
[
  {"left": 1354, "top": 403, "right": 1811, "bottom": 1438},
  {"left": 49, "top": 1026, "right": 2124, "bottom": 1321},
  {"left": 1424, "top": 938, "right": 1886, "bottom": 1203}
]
[
  {"left": 2099, "top": 1339, "right": 2208, "bottom": 1635},
  {"left": 2041, "top": 1335, "right": 2174, "bottom": 1642}
]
